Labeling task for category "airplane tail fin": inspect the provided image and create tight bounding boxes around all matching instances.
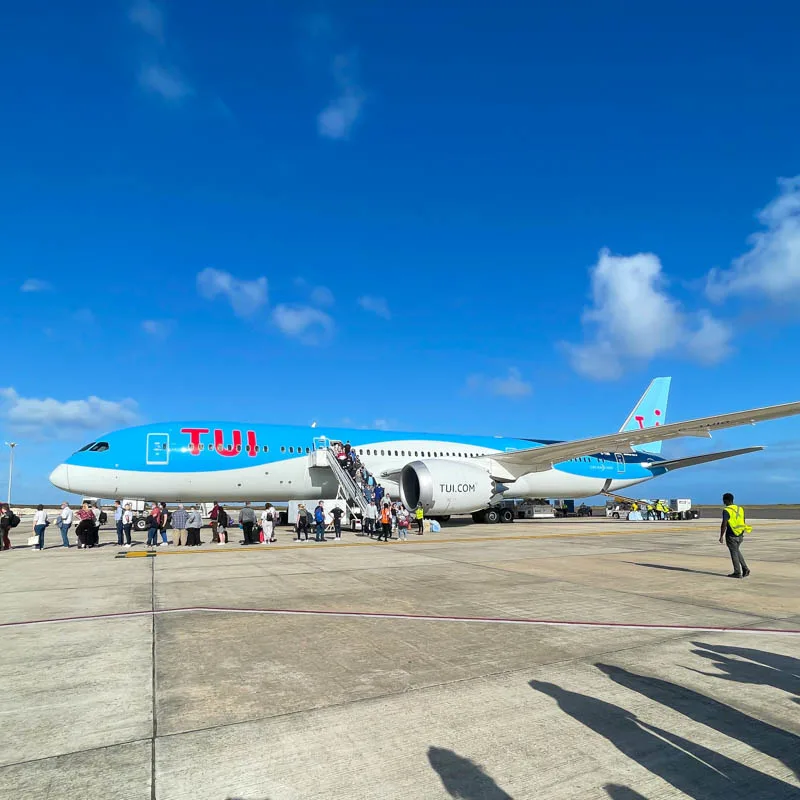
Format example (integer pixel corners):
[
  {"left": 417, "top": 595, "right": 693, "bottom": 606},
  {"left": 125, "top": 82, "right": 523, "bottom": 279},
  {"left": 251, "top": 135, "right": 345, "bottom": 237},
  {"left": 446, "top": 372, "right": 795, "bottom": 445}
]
[{"left": 619, "top": 377, "right": 671, "bottom": 455}]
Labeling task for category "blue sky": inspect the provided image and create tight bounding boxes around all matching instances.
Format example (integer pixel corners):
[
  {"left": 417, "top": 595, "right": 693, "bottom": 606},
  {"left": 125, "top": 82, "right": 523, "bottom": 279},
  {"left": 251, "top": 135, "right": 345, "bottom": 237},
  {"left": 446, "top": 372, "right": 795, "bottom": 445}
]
[{"left": 2, "top": 0, "right": 799, "bottom": 504}]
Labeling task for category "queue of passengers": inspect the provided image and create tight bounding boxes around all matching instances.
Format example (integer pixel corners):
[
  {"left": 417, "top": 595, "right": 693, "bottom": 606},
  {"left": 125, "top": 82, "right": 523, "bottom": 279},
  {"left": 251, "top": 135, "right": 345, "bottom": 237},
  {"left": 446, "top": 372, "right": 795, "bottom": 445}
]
[{"left": 2, "top": 495, "right": 425, "bottom": 551}]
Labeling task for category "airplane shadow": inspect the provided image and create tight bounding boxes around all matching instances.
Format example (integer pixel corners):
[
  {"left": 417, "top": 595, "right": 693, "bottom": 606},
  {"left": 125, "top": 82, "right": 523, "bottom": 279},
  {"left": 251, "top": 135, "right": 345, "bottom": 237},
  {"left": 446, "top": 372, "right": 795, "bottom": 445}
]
[
  {"left": 428, "top": 747, "right": 513, "bottom": 799},
  {"left": 624, "top": 562, "right": 724, "bottom": 577}
]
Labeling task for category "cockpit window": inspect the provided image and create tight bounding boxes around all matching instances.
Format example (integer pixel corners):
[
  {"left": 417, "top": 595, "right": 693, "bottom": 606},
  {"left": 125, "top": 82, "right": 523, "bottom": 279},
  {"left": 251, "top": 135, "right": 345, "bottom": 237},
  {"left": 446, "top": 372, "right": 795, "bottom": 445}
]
[
  {"left": 76, "top": 442, "right": 96, "bottom": 453},
  {"left": 89, "top": 442, "right": 109, "bottom": 452}
]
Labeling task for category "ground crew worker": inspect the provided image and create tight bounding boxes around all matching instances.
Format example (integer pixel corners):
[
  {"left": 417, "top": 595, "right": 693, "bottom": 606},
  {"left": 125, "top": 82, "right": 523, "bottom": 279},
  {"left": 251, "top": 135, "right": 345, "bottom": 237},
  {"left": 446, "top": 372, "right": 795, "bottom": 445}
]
[
  {"left": 719, "top": 492, "right": 751, "bottom": 578},
  {"left": 646, "top": 503, "right": 655, "bottom": 520},
  {"left": 415, "top": 505, "right": 424, "bottom": 534}
]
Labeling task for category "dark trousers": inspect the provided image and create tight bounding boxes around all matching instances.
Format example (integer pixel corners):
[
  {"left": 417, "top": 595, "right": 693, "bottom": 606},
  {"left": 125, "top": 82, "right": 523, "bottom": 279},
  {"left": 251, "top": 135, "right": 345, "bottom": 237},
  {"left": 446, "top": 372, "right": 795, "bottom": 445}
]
[
  {"left": 726, "top": 533, "right": 748, "bottom": 575},
  {"left": 296, "top": 520, "right": 309, "bottom": 540},
  {"left": 315, "top": 521, "right": 325, "bottom": 541},
  {"left": 147, "top": 524, "right": 159, "bottom": 546},
  {"left": 123, "top": 523, "right": 132, "bottom": 544},
  {"left": 363, "top": 518, "right": 374, "bottom": 536},
  {"left": 76, "top": 519, "right": 94, "bottom": 547},
  {"left": 187, "top": 527, "right": 200, "bottom": 546},
  {"left": 242, "top": 521, "right": 254, "bottom": 544},
  {"left": 416, "top": 518, "right": 424, "bottom": 533},
  {"left": 379, "top": 522, "right": 391, "bottom": 540},
  {"left": 333, "top": 519, "right": 341, "bottom": 539},
  {"left": 116, "top": 520, "right": 124, "bottom": 545}
]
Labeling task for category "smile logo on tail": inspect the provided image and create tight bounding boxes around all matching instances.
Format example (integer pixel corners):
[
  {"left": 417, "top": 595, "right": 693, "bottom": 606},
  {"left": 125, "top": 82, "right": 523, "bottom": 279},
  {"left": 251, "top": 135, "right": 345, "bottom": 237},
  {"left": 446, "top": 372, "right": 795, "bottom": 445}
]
[{"left": 634, "top": 409, "right": 662, "bottom": 429}]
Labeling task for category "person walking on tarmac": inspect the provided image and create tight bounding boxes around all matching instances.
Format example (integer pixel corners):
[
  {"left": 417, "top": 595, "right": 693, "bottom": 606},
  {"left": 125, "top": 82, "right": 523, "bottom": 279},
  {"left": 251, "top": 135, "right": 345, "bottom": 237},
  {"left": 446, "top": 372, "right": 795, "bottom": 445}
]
[{"left": 720, "top": 492, "right": 752, "bottom": 578}]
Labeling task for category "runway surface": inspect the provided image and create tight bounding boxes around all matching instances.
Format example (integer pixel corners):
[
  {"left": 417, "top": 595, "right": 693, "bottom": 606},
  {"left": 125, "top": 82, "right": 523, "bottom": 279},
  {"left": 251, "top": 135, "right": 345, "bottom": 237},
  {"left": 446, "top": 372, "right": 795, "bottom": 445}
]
[{"left": 1, "top": 516, "right": 798, "bottom": 799}]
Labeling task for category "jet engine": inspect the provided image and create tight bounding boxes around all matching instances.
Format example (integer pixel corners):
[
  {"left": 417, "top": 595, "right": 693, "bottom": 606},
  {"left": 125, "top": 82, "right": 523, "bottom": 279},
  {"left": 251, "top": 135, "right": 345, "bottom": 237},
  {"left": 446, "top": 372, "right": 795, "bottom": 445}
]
[{"left": 400, "top": 460, "right": 495, "bottom": 514}]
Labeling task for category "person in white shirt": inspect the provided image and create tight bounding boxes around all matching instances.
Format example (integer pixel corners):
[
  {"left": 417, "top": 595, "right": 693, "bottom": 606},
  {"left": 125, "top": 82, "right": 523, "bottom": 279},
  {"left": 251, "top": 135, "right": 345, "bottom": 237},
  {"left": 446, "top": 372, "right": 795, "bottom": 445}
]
[
  {"left": 261, "top": 503, "right": 277, "bottom": 543},
  {"left": 33, "top": 505, "right": 49, "bottom": 551},
  {"left": 122, "top": 504, "right": 134, "bottom": 547},
  {"left": 59, "top": 502, "right": 73, "bottom": 548}
]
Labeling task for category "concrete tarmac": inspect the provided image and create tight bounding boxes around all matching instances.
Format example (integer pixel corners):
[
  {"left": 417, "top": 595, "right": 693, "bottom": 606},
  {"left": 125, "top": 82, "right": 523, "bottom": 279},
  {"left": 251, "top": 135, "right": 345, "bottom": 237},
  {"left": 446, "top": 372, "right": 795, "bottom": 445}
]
[{"left": 1, "top": 516, "right": 798, "bottom": 799}]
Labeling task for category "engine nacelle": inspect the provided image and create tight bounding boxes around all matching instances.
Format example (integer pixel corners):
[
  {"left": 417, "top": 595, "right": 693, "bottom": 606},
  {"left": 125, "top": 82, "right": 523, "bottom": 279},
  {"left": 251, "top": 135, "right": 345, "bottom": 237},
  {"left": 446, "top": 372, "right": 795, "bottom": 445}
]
[{"left": 400, "top": 460, "right": 495, "bottom": 515}]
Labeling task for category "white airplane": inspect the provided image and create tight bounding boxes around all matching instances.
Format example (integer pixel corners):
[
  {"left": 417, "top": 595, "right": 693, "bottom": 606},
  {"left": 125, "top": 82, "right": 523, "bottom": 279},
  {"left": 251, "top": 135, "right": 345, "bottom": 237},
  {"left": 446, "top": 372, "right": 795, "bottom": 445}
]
[{"left": 49, "top": 378, "right": 800, "bottom": 522}]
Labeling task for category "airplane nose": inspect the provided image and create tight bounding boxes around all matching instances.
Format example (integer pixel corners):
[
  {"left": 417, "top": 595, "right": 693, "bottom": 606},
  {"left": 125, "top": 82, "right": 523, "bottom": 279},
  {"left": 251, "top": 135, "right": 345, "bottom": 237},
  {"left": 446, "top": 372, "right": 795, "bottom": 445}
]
[{"left": 49, "top": 464, "right": 70, "bottom": 491}]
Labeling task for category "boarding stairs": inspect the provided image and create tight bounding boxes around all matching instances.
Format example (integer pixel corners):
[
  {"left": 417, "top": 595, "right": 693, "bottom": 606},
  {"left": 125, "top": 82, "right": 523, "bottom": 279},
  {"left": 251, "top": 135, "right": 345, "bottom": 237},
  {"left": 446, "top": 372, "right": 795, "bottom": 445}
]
[{"left": 309, "top": 438, "right": 371, "bottom": 519}]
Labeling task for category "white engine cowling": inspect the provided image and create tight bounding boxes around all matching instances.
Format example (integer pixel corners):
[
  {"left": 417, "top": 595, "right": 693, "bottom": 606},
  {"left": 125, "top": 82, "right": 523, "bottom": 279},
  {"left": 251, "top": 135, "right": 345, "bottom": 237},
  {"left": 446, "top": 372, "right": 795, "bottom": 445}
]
[{"left": 400, "top": 460, "right": 495, "bottom": 515}]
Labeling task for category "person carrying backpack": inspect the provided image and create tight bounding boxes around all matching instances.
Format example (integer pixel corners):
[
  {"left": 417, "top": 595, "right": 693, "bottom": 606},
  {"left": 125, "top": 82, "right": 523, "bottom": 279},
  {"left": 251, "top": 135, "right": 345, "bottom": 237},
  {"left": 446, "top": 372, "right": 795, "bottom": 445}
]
[
  {"left": 261, "top": 503, "right": 277, "bottom": 543},
  {"left": 314, "top": 502, "right": 326, "bottom": 542},
  {"left": 0, "top": 504, "right": 19, "bottom": 550}
]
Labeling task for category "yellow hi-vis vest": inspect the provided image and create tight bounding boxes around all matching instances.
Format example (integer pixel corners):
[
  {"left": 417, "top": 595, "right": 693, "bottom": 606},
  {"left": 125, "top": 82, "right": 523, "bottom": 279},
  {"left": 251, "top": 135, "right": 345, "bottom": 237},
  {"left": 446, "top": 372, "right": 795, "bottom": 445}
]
[
  {"left": 415, "top": 507, "right": 424, "bottom": 520},
  {"left": 725, "top": 505, "right": 752, "bottom": 536}
]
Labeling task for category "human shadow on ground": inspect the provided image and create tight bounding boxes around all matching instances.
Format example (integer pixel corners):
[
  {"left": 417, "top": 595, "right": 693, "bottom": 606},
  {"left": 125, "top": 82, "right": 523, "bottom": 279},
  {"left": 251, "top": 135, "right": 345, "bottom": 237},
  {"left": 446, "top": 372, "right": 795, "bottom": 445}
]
[
  {"left": 596, "top": 663, "right": 800, "bottom": 780},
  {"left": 689, "top": 642, "right": 800, "bottom": 702},
  {"left": 529, "top": 679, "right": 800, "bottom": 799},
  {"left": 603, "top": 785, "right": 648, "bottom": 800},
  {"left": 624, "top": 562, "right": 723, "bottom": 577},
  {"left": 428, "top": 747, "right": 513, "bottom": 799}
]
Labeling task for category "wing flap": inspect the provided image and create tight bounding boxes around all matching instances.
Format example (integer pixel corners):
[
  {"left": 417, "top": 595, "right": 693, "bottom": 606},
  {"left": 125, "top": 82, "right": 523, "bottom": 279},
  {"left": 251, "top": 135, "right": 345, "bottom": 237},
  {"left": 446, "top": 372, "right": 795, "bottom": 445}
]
[
  {"left": 494, "top": 400, "right": 800, "bottom": 473},
  {"left": 650, "top": 447, "right": 764, "bottom": 472}
]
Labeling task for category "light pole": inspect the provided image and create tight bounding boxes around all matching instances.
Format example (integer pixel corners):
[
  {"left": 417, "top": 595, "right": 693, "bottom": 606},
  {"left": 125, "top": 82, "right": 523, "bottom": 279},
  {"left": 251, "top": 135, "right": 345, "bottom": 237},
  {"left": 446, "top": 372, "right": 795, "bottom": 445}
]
[{"left": 5, "top": 442, "right": 16, "bottom": 505}]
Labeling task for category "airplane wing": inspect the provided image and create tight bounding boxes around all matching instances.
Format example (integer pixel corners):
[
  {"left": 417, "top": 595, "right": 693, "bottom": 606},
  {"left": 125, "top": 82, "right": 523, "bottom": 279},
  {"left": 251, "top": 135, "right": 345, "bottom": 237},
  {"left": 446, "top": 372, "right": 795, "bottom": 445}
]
[
  {"left": 492, "top": 401, "right": 800, "bottom": 475},
  {"left": 650, "top": 447, "right": 764, "bottom": 472}
]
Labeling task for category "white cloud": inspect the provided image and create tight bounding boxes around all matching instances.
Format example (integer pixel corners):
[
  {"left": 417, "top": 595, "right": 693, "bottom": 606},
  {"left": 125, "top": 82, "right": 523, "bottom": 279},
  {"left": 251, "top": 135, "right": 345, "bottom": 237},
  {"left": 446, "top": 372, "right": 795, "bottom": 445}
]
[
  {"left": 706, "top": 176, "right": 800, "bottom": 302},
  {"left": 359, "top": 295, "right": 390, "bottom": 319},
  {"left": 317, "top": 54, "right": 365, "bottom": 140},
  {"left": 564, "top": 249, "right": 732, "bottom": 380},
  {"left": 467, "top": 368, "right": 532, "bottom": 399},
  {"left": 0, "top": 388, "right": 139, "bottom": 434},
  {"left": 128, "top": 0, "right": 164, "bottom": 42},
  {"left": 141, "top": 319, "right": 170, "bottom": 337},
  {"left": 196, "top": 268, "right": 268, "bottom": 317},
  {"left": 272, "top": 304, "right": 334, "bottom": 344},
  {"left": 310, "top": 286, "right": 335, "bottom": 307},
  {"left": 138, "top": 64, "right": 192, "bottom": 101},
  {"left": 20, "top": 278, "right": 53, "bottom": 293}
]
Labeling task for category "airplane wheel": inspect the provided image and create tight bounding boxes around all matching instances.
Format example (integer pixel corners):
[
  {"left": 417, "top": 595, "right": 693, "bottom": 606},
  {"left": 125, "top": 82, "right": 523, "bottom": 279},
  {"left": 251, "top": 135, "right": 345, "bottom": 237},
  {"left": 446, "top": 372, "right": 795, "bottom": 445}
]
[
  {"left": 472, "top": 512, "right": 485, "bottom": 523},
  {"left": 484, "top": 508, "right": 500, "bottom": 524},
  {"left": 500, "top": 509, "right": 514, "bottom": 523},
  {"left": 612, "top": 512, "right": 620, "bottom": 519},
  {"left": 134, "top": 517, "right": 148, "bottom": 532}
]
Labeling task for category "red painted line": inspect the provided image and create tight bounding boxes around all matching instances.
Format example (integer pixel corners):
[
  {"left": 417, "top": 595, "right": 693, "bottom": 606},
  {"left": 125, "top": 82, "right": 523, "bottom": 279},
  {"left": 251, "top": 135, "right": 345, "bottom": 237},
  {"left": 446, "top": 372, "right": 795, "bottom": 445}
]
[{"left": 0, "top": 606, "right": 798, "bottom": 636}]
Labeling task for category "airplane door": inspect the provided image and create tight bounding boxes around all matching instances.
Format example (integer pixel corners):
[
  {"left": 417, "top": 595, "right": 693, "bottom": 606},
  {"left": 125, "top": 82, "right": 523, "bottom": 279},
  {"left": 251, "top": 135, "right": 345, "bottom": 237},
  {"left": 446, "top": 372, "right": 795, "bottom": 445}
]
[
  {"left": 146, "top": 433, "right": 170, "bottom": 465},
  {"left": 615, "top": 453, "right": 625, "bottom": 474}
]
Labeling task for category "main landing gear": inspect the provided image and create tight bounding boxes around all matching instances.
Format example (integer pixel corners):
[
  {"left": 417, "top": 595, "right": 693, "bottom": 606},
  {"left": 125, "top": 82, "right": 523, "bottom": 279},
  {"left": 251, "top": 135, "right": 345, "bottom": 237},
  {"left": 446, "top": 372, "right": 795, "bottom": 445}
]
[{"left": 472, "top": 508, "right": 514, "bottom": 524}]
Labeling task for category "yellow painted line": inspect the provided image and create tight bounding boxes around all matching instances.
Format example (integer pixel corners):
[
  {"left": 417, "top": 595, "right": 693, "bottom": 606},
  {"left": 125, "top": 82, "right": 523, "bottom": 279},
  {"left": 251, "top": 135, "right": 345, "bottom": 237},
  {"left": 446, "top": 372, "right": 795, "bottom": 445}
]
[{"left": 118, "top": 523, "right": 725, "bottom": 557}]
